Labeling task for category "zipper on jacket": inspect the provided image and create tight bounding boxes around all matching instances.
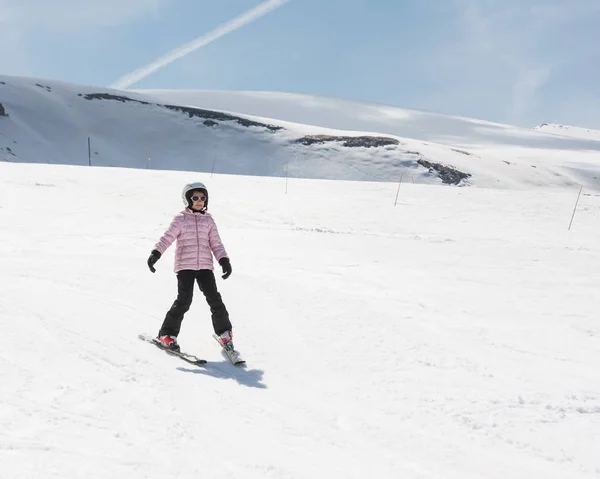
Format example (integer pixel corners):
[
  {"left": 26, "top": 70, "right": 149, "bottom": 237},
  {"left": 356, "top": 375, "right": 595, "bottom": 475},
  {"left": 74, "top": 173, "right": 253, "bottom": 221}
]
[{"left": 195, "top": 214, "right": 200, "bottom": 269}]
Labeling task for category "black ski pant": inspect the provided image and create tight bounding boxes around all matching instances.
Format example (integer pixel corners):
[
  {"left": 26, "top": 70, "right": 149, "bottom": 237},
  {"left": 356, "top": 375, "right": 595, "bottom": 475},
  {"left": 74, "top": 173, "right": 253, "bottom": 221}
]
[{"left": 158, "top": 269, "right": 231, "bottom": 338}]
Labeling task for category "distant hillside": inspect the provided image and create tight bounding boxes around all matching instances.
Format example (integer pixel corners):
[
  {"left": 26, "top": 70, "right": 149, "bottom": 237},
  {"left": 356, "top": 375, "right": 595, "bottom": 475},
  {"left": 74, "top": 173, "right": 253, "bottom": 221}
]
[
  {"left": 1, "top": 74, "right": 600, "bottom": 190},
  {"left": 535, "top": 123, "right": 600, "bottom": 142}
]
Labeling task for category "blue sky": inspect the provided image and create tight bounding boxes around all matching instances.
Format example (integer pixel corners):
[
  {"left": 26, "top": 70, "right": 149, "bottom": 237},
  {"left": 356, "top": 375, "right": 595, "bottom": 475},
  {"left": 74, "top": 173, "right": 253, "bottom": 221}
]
[{"left": 1, "top": 0, "right": 599, "bottom": 128}]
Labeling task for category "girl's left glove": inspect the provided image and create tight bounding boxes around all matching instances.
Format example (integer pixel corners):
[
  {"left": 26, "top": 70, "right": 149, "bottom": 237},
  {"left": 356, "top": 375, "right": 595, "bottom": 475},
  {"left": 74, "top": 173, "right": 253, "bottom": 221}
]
[
  {"left": 147, "top": 250, "right": 161, "bottom": 273},
  {"left": 219, "top": 257, "right": 232, "bottom": 279}
]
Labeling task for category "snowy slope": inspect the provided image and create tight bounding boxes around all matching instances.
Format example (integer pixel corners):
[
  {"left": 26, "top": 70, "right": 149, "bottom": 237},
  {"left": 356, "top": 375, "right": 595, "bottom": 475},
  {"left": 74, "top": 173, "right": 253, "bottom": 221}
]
[
  {"left": 140, "top": 89, "right": 600, "bottom": 190},
  {"left": 0, "top": 75, "right": 479, "bottom": 186},
  {"left": 139, "top": 89, "right": 600, "bottom": 150},
  {"left": 139, "top": 89, "right": 600, "bottom": 169},
  {"left": 535, "top": 123, "right": 600, "bottom": 142},
  {"left": 1, "top": 161, "right": 599, "bottom": 478},
  {"left": 1, "top": 74, "right": 600, "bottom": 190}
]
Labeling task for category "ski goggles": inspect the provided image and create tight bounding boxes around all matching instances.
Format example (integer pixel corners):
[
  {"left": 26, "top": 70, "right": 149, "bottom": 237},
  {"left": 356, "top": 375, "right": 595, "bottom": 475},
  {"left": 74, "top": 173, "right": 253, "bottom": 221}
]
[{"left": 191, "top": 195, "right": 207, "bottom": 202}]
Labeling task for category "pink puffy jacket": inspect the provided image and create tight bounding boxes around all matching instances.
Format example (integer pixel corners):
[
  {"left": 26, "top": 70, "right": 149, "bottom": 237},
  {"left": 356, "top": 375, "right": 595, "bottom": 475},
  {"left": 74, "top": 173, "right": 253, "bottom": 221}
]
[{"left": 153, "top": 209, "right": 228, "bottom": 273}]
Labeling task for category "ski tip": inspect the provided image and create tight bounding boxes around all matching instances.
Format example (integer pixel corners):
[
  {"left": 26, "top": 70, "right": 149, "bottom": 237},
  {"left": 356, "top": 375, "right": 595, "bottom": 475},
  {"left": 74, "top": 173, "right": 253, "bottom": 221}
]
[{"left": 140, "top": 333, "right": 207, "bottom": 366}]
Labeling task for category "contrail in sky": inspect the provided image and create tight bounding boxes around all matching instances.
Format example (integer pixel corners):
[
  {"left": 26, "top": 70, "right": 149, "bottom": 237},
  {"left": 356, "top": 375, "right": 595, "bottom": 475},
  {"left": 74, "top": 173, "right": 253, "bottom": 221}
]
[{"left": 109, "top": 0, "right": 291, "bottom": 90}]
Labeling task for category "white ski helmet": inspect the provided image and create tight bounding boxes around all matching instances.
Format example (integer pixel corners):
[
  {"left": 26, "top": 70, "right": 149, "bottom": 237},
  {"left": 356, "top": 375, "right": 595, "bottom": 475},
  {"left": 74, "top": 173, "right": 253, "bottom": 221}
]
[{"left": 182, "top": 182, "right": 209, "bottom": 210}]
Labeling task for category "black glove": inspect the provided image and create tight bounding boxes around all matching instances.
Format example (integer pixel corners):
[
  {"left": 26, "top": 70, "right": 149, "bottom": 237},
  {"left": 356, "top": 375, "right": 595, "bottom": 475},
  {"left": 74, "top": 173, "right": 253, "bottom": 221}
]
[
  {"left": 147, "top": 250, "right": 161, "bottom": 273},
  {"left": 219, "top": 257, "right": 232, "bottom": 279}
]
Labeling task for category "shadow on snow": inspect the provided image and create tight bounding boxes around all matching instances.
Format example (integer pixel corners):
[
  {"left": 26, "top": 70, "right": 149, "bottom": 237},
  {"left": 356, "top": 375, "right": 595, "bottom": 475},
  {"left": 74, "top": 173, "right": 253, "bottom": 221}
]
[{"left": 178, "top": 353, "right": 266, "bottom": 389}]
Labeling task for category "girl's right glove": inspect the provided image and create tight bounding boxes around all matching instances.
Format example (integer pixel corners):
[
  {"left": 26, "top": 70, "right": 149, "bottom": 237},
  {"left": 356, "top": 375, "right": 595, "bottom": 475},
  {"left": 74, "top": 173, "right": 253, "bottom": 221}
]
[
  {"left": 219, "top": 257, "right": 232, "bottom": 279},
  {"left": 147, "top": 250, "right": 161, "bottom": 273}
]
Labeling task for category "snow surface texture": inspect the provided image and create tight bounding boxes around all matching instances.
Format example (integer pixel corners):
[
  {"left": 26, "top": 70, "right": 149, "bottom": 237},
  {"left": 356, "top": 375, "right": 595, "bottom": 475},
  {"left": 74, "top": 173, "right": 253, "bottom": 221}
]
[
  {"left": 1, "top": 74, "right": 600, "bottom": 190},
  {"left": 1, "top": 162, "right": 599, "bottom": 478}
]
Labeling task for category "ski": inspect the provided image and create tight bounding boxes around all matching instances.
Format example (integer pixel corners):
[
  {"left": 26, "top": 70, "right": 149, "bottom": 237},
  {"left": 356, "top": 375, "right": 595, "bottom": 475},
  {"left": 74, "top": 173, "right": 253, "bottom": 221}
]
[
  {"left": 213, "top": 334, "right": 246, "bottom": 365},
  {"left": 138, "top": 334, "right": 207, "bottom": 366}
]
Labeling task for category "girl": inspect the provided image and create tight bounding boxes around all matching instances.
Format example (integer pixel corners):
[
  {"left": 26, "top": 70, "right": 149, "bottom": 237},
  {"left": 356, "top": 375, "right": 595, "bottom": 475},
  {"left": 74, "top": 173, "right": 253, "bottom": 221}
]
[{"left": 147, "top": 182, "right": 234, "bottom": 352}]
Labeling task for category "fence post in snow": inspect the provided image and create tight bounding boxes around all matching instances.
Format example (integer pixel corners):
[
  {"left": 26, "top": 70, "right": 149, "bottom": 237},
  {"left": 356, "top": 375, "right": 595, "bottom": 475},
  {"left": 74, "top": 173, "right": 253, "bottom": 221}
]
[
  {"left": 211, "top": 158, "right": 217, "bottom": 178},
  {"left": 394, "top": 174, "right": 403, "bottom": 206},
  {"left": 568, "top": 185, "right": 583, "bottom": 231},
  {"left": 88, "top": 137, "right": 92, "bottom": 166},
  {"left": 285, "top": 160, "right": 289, "bottom": 194}
]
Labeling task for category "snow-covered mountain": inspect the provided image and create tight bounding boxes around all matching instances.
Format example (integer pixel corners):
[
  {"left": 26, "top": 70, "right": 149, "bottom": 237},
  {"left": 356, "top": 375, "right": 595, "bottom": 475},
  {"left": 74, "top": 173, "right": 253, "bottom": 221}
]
[{"left": 1, "top": 74, "right": 600, "bottom": 190}]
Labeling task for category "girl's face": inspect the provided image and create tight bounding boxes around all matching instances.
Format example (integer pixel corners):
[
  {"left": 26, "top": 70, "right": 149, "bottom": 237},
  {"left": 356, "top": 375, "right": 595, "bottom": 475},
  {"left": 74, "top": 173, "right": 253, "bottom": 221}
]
[{"left": 190, "top": 191, "right": 206, "bottom": 210}]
